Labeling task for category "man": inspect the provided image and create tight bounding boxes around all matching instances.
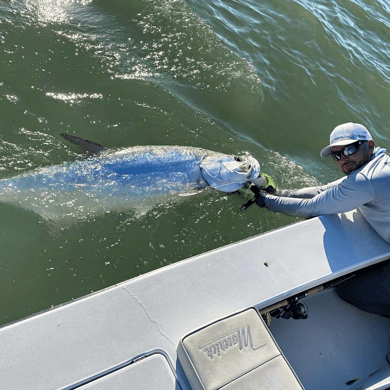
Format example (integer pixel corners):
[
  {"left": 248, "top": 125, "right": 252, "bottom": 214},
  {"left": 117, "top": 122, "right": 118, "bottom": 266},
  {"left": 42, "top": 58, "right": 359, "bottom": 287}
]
[
  {"left": 256, "top": 122, "right": 390, "bottom": 317},
  {"left": 257, "top": 122, "right": 390, "bottom": 243}
]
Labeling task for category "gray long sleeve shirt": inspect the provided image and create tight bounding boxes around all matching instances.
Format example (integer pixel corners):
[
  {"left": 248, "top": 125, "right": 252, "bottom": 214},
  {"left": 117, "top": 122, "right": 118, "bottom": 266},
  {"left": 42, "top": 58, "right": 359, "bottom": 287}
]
[{"left": 264, "top": 148, "right": 390, "bottom": 243}]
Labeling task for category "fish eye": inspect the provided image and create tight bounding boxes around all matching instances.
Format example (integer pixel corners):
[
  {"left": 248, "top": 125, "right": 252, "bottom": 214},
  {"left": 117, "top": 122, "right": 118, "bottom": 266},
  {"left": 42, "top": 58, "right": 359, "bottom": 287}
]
[{"left": 234, "top": 156, "right": 243, "bottom": 162}]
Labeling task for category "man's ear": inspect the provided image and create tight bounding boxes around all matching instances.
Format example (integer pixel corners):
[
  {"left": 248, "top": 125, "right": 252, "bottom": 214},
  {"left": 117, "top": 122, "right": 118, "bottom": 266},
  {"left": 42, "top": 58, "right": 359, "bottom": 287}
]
[{"left": 368, "top": 140, "right": 375, "bottom": 152}]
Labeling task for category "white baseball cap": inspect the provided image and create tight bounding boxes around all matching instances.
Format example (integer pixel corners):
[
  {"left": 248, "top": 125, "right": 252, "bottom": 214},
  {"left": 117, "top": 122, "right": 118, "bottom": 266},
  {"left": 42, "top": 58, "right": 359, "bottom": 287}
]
[{"left": 320, "top": 122, "right": 373, "bottom": 158}]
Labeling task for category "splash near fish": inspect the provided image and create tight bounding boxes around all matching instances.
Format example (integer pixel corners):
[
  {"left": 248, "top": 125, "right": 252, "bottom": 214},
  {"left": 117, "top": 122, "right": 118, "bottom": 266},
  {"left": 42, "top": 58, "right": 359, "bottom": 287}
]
[{"left": 0, "top": 134, "right": 266, "bottom": 228}]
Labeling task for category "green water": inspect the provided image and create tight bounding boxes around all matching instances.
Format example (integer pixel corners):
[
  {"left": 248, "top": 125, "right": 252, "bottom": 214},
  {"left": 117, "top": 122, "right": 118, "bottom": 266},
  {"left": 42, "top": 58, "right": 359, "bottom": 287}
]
[{"left": 1, "top": 0, "right": 390, "bottom": 326}]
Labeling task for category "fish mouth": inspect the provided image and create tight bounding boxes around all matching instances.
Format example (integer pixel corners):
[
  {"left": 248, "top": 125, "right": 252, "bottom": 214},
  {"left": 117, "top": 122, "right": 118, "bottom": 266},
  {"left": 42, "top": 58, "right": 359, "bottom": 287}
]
[
  {"left": 245, "top": 156, "right": 260, "bottom": 179},
  {"left": 239, "top": 161, "right": 252, "bottom": 173}
]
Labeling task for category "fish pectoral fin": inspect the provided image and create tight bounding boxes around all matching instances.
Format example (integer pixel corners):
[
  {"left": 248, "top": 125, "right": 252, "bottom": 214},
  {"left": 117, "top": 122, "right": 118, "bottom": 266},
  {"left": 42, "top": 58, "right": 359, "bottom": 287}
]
[
  {"left": 60, "top": 133, "right": 106, "bottom": 155},
  {"left": 179, "top": 189, "right": 204, "bottom": 197}
]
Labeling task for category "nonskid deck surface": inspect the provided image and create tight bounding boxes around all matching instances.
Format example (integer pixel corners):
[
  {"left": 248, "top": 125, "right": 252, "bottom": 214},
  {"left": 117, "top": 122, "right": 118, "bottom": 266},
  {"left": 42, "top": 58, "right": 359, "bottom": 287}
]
[{"left": 270, "top": 288, "right": 390, "bottom": 390}]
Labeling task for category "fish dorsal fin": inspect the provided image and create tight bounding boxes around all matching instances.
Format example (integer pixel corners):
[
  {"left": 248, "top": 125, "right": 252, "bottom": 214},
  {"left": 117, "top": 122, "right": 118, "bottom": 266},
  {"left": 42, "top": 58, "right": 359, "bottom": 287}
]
[{"left": 60, "top": 133, "right": 106, "bottom": 155}]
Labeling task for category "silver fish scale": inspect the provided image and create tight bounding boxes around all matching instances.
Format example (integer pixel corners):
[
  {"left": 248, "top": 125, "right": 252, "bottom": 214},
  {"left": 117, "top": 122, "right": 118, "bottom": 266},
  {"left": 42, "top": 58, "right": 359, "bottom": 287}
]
[{"left": 0, "top": 146, "right": 213, "bottom": 221}]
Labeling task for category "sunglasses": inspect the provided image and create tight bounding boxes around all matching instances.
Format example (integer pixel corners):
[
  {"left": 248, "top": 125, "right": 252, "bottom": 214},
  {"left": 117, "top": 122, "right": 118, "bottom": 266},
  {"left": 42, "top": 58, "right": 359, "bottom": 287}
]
[{"left": 331, "top": 141, "right": 366, "bottom": 161}]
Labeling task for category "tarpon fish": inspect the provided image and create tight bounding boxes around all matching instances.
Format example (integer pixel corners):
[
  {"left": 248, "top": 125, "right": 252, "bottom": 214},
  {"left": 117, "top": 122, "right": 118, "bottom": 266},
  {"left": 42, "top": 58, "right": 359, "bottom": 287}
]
[{"left": 0, "top": 135, "right": 263, "bottom": 226}]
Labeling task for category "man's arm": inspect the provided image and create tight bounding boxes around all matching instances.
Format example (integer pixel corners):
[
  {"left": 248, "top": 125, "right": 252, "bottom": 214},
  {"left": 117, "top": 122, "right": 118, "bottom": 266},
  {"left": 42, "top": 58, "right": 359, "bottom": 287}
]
[
  {"left": 263, "top": 175, "right": 374, "bottom": 218},
  {"left": 274, "top": 178, "right": 345, "bottom": 199}
]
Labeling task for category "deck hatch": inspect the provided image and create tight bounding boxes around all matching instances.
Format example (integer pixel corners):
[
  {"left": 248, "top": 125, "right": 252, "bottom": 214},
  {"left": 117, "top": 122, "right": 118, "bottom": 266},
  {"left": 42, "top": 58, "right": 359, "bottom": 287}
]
[{"left": 64, "top": 350, "right": 181, "bottom": 390}]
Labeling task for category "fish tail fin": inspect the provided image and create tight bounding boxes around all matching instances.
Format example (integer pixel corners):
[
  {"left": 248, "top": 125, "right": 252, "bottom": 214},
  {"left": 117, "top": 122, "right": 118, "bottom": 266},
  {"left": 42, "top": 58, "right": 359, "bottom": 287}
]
[{"left": 60, "top": 133, "right": 106, "bottom": 155}]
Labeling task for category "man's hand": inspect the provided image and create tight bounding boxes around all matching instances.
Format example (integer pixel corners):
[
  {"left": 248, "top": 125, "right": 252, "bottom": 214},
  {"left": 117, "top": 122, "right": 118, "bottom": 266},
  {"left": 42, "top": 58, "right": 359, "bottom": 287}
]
[
  {"left": 264, "top": 185, "right": 276, "bottom": 194},
  {"left": 250, "top": 174, "right": 276, "bottom": 194},
  {"left": 255, "top": 193, "right": 266, "bottom": 208}
]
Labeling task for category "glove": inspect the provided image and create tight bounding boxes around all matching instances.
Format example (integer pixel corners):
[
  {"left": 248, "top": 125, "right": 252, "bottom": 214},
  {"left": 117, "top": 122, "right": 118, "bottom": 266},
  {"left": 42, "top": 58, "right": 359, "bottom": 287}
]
[
  {"left": 261, "top": 173, "right": 276, "bottom": 194},
  {"left": 264, "top": 185, "right": 276, "bottom": 194},
  {"left": 255, "top": 193, "right": 266, "bottom": 208},
  {"left": 251, "top": 174, "right": 276, "bottom": 194}
]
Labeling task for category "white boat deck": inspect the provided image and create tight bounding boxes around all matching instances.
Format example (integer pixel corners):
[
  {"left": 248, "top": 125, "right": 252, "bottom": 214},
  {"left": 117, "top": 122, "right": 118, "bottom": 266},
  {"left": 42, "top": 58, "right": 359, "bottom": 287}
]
[
  {"left": 1, "top": 210, "right": 390, "bottom": 389},
  {"left": 271, "top": 288, "right": 390, "bottom": 390}
]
